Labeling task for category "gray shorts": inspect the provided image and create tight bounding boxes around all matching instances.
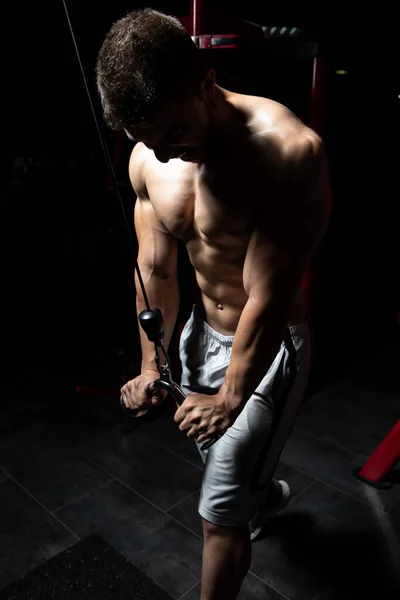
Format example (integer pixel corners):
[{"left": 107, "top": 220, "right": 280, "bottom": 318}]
[{"left": 179, "top": 305, "right": 312, "bottom": 527}]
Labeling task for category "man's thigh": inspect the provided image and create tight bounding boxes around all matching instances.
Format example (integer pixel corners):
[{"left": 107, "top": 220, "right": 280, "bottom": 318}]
[
  {"left": 196, "top": 389, "right": 278, "bottom": 527},
  {"left": 179, "top": 312, "right": 311, "bottom": 527}
]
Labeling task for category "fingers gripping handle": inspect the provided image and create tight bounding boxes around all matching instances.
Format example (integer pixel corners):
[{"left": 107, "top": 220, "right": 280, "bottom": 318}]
[
  {"left": 123, "top": 379, "right": 221, "bottom": 449},
  {"left": 134, "top": 308, "right": 221, "bottom": 449},
  {"left": 152, "top": 380, "right": 221, "bottom": 450},
  {"left": 120, "top": 378, "right": 183, "bottom": 418}
]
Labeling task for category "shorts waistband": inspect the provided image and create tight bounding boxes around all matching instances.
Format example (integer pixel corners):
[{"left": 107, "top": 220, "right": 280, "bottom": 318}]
[
  {"left": 192, "top": 305, "right": 234, "bottom": 346},
  {"left": 288, "top": 319, "right": 312, "bottom": 341},
  {"left": 191, "top": 304, "right": 310, "bottom": 346}
]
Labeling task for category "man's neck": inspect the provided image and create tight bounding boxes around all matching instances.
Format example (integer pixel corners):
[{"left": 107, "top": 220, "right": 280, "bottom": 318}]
[{"left": 200, "top": 87, "right": 250, "bottom": 166}]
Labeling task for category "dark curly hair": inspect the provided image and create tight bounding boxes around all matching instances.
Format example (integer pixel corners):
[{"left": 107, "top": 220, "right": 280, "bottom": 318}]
[{"left": 95, "top": 8, "right": 202, "bottom": 130}]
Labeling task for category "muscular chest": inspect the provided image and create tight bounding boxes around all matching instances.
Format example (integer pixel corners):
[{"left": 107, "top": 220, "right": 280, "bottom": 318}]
[
  {"left": 194, "top": 194, "right": 251, "bottom": 246},
  {"left": 148, "top": 151, "right": 273, "bottom": 251},
  {"left": 167, "top": 167, "right": 258, "bottom": 244}
]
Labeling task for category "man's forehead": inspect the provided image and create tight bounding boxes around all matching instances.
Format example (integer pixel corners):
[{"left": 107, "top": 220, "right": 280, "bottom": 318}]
[
  {"left": 124, "top": 117, "right": 175, "bottom": 144},
  {"left": 124, "top": 95, "right": 189, "bottom": 143}
]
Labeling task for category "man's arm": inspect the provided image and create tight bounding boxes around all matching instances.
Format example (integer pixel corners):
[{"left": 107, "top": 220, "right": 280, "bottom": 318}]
[
  {"left": 218, "top": 135, "right": 332, "bottom": 411},
  {"left": 130, "top": 145, "right": 179, "bottom": 373}
]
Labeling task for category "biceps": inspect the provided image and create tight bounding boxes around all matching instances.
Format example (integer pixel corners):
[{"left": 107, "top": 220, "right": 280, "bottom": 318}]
[
  {"left": 243, "top": 229, "right": 307, "bottom": 302},
  {"left": 134, "top": 198, "right": 178, "bottom": 279},
  {"left": 243, "top": 230, "right": 270, "bottom": 295}
]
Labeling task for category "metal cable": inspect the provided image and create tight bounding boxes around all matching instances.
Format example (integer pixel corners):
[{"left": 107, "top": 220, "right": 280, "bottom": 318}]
[{"left": 61, "top": 0, "right": 151, "bottom": 311}]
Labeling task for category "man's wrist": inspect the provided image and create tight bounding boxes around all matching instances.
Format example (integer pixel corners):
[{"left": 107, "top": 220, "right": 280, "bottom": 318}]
[
  {"left": 141, "top": 362, "right": 159, "bottom": 375},
  {"left": 217, "top": 383, "right": 245, "bottom": 417}
]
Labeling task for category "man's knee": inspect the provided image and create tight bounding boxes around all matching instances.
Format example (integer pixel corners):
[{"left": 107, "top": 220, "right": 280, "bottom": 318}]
[{"left": 202, "top": 517, "right": 249, "bottom": 539}]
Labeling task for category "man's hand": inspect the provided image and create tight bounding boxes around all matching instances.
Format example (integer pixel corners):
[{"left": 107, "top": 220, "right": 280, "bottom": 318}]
[
  {"left": 120, "top": 369, "right": 167, "bottom": 415},
  {"left": 174, "top": 392, "right": 241, "bottom": 445}
]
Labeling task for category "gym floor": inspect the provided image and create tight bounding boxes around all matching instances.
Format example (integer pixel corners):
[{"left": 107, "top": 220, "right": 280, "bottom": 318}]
[{"left": 1, "top": 347, "right": 399, "bottom": 600}]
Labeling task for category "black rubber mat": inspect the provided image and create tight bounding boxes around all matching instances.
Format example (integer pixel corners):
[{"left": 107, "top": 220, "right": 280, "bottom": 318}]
[{"left": 0, "top": 535, "right": 174, "bottom": 599}]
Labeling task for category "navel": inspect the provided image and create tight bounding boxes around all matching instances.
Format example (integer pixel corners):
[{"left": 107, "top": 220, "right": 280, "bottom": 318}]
[{"left": 216, "top": 303, "right": 224, "bottom": 310}]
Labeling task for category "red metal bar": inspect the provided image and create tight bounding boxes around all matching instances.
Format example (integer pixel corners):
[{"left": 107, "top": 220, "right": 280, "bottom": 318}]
[
  {"left": 304, "top": 57, "right": 328, "bottom": 314},
  {"left": 190, "top": 0, "right": 203, "bottom": 36},
  {"left": 309, "top": 56, "right": 327, "bottom": 137},
  {"left": 358, "top": 420, "right": 400, "bottom": 483},
  {"left": 302, "top": 269, "right": 311, "bottom": 314}
]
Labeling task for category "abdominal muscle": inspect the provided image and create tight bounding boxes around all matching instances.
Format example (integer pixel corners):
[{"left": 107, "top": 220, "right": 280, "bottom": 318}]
[
  {"left": 195, "top": 282, "right": 306, "bottom": 336},
  {"left": 187, "top": 243, "right": 306, "bottom": 336}
]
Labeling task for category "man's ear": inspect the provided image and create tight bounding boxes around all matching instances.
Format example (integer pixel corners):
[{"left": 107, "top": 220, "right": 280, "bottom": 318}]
[{"left": 201, "top": 69, "right": 216, "bottom": 101}]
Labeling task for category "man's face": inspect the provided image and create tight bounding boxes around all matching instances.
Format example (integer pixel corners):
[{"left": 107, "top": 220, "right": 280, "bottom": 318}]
[{"left": 125, "top": 83, "right": 211, "bottom": 163}]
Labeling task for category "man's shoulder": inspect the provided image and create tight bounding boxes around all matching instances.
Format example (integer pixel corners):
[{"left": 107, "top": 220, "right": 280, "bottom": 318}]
[
  {"left": 128, "top": 143, "right": 149, "bottom": 197},
  {"left": 240, "top": 96, "right": 329, "bottom": 209},
  {"left": 241, "top": 102, "right": 323, "bottom": 194},
  {"left": 129, "top": 142, "right": 195, "bottom": 203},
  {"left": 245, "top": 96, "right": 322, "bottom": 162},
  {"left": 129, "top": 142, "right": 195, "bottom": 176}
]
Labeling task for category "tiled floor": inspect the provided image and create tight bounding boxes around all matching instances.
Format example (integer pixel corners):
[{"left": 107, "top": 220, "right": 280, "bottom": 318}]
[{"left": 0, "top": 348, "right": 399, "bottom": 599}]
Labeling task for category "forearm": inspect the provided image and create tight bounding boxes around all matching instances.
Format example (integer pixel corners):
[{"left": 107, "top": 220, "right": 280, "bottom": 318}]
[
  {"left": 135, "top": 269, "right": 179, "bottom": 372},
  {"left": 219, "top": 297, "right": 289, "bottom": 408}
]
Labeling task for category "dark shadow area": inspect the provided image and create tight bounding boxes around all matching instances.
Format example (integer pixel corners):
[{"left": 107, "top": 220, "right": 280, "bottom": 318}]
[
  {"left": 258, "top": 513, "right": 400, "bottom": 599},
  {"left": 385, "top": 469, "right": 400, "bottom": 485},
  {"left": 0, "top": 362, "right": 174, "bottom": 439}
]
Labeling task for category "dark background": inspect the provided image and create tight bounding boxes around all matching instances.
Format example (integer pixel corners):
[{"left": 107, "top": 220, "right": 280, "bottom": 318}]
[{"left": 2, "top": 1, "right": 399, "bottom": 400}]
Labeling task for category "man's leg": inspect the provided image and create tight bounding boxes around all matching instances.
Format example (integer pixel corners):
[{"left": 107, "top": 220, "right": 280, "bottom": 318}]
[{"left": 201, "top": 519, "right": 251, "bottom": 600}]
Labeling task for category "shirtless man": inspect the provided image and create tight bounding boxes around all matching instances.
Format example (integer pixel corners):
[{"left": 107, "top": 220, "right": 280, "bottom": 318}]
[{"left": 96, "top": 9, "right": 331, "bottom": 600}]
